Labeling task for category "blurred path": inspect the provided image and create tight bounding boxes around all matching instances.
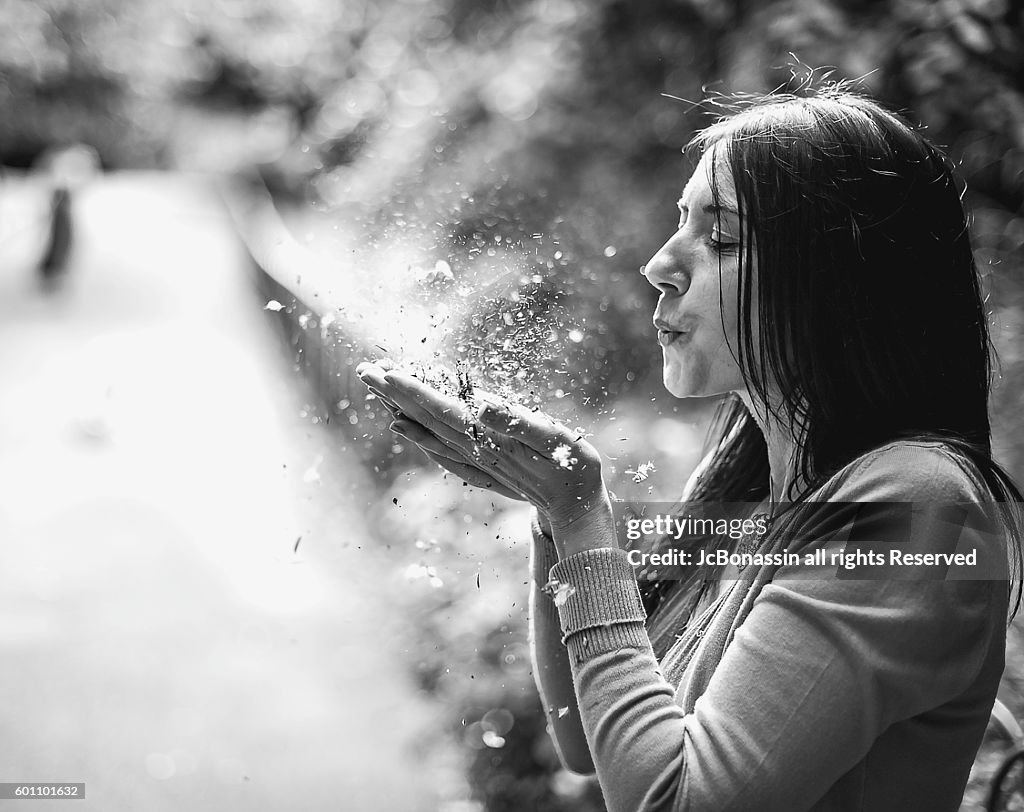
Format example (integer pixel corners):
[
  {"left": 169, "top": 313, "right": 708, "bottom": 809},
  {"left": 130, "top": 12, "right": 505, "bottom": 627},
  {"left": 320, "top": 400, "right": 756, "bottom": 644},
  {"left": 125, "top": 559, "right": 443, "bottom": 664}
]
[{"left": 0, "top": 173, "right": 448, "bottom": 811}]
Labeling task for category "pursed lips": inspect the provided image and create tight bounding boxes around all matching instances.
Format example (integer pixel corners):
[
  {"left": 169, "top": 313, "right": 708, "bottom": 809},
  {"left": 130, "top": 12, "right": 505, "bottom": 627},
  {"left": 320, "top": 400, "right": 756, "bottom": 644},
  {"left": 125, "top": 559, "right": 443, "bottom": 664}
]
[{"left": 654, "top": 318, "right": 689, "bottom": 346}]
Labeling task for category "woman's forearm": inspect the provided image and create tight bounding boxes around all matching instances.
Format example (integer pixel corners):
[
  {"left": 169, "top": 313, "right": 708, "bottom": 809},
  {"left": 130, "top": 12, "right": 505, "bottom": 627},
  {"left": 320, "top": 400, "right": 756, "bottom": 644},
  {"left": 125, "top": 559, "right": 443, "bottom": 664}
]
[
  {"left": 528, "top": 497, "right": 619, "bottom": 775},
  {"left": 528, "top": 511, "right": 596, "bottom": 774}
]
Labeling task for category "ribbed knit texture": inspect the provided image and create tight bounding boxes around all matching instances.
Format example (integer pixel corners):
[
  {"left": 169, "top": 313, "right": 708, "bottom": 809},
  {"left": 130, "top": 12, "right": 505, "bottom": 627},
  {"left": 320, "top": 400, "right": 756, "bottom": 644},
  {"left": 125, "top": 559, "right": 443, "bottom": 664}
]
[{"left": 548, "top": 547, "right": 649, "bottom": 662}]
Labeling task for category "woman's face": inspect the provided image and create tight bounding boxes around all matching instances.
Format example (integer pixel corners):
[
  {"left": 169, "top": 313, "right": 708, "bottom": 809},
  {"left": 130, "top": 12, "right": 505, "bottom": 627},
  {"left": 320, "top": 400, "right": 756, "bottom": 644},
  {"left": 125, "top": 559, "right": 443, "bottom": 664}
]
[{"left": 643, "top": 148, "right": 750, "bottom": 399}]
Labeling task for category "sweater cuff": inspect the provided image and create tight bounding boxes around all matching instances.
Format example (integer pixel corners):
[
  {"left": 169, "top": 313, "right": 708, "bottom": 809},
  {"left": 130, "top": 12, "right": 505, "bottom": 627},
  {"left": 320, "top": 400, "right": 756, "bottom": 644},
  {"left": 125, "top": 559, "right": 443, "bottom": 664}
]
[{"left": 548, "top": 547, "right": 649, "bottom": 662}]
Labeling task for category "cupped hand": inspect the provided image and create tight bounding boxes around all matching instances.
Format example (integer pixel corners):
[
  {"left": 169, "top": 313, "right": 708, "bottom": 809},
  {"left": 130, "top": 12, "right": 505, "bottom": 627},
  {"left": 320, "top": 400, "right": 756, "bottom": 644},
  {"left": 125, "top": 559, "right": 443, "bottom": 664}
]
[
  {"left": 355, "top": 361, "right": 608, "bottom": 534},
  {"left": 355, "top": 363, "right": 526, "bottom": 502}
]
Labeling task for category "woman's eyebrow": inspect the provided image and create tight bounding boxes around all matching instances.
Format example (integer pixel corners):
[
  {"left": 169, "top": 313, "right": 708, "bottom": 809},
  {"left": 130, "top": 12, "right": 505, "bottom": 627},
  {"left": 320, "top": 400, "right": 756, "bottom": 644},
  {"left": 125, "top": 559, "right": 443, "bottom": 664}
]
[
  {"left": 704, "top": 202, "right": 738, "bottom": 216},
  {"left": 677, "top": 199, "right": 738, "bottom": 216},
  {"left": 677, "top": 199, "right": 739, "bottom": 218}
]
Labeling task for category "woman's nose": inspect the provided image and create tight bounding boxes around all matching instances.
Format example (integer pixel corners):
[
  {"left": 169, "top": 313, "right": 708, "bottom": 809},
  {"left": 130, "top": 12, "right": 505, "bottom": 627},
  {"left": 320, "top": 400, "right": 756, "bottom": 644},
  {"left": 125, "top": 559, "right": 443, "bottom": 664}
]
[{"left": 641, "top": 241, "right": 690, "bottom": 296}]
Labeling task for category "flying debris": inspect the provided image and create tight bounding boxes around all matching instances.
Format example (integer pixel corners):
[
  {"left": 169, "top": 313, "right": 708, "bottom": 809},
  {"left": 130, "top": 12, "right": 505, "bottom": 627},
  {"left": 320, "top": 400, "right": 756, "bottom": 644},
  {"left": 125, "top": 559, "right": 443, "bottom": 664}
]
[
  {"left": 414, "top": 260, "right": 455, "bottom": 287},
  {"left": 625, "top": 460, "right": 656, "bottom": 483},
  {"left": 542, "top": 578, "right": 576, "bottom": 607},
  {"left": 551, "top": 443, "right": 578, "bottom": 469}
]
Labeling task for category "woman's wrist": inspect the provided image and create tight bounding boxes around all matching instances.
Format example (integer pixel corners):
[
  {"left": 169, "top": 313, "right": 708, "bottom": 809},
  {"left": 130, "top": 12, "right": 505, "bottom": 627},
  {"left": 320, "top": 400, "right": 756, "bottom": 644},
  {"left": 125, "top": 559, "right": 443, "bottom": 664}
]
[
  {"left": 547, "top": 492, "right": 618, "bottom": 559},
  {"left": 533, "top": 507, "right": 554, "bottom": 539}
]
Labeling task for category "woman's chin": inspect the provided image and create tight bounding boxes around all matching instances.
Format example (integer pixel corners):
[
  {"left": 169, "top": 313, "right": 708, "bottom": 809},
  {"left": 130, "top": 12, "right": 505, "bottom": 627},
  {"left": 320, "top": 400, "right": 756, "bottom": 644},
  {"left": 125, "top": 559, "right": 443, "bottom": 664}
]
[
  {"left": 663, "top": 370, "right": 732, "bottom": 399},
  {"left": 663, "top": 371, "right": 699, "bottom": 399}
]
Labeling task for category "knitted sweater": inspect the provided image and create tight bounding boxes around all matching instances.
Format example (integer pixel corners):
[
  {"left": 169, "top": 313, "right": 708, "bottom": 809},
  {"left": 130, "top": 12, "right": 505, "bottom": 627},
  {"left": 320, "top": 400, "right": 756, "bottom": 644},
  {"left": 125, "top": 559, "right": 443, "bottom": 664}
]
[{"left": 529, "top": 441, "right": 1009, "bottom": 811}]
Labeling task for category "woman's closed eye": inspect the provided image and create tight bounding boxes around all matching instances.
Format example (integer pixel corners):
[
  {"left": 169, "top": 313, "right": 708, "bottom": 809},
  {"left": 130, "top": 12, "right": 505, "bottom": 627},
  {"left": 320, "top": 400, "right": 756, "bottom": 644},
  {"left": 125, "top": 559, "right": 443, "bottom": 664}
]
[{"left": 709, "top": 230, "right": 739, "bottom": 253}]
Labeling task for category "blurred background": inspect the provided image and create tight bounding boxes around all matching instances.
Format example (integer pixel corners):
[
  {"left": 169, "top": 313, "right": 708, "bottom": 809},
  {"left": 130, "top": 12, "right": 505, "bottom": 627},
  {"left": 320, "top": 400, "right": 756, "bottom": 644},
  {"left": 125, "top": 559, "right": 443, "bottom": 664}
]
[{"left": 1, "top": 1, "right": 1022, "bottom": 810}]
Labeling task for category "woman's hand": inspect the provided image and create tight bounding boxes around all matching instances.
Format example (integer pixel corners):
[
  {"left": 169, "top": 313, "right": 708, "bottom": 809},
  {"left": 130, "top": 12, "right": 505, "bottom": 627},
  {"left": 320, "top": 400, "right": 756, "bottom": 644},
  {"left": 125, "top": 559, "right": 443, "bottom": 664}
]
[{"left": 355, "top": 361, "right": 614, "bottom": 550}]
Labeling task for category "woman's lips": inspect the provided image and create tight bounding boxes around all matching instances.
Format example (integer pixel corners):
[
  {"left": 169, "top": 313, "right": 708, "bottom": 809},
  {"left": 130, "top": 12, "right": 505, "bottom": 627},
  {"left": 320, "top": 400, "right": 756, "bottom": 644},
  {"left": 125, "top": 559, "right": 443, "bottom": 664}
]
[{"left": 658, "top": 329, "right": 689, "bottom": 347}]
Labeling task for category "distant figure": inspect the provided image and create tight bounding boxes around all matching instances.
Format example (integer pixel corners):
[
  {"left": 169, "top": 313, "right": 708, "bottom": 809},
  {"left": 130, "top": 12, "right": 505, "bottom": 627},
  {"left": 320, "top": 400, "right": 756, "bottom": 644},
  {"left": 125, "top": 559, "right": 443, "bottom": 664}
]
[
  {"left": 39, "top": 184, "right": 73, "bottom": 287},
  {"left": 33, "top": 144, "right": 100, "bottom": 291}
]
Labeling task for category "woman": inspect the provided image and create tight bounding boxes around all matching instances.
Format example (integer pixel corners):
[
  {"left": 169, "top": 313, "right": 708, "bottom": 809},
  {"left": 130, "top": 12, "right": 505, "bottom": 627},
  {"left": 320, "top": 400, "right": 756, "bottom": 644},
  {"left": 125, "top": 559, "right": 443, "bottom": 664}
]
[{"left": 356, "top": 84, "right": 1023, "bottom": 811}]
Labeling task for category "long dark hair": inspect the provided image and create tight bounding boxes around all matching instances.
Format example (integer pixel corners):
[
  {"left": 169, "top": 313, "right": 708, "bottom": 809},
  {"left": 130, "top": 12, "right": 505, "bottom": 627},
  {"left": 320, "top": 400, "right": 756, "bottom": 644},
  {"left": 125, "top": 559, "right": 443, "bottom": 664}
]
[{"left": 640, "top": 82, "right": 1024, "bottom": 658}]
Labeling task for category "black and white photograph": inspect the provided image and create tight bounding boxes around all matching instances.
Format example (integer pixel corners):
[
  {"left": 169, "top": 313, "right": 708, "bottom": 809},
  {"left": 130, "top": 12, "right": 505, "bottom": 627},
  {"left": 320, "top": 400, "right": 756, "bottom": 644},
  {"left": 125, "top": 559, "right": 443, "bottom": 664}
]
[{"left": 2, "top": 1, "right": 1024, "bottom": 810}]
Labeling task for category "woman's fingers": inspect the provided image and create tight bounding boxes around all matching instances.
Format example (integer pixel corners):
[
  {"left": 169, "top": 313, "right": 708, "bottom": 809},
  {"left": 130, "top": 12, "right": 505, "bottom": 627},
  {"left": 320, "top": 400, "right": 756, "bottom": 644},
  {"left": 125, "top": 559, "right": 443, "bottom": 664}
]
[
  {"left": 358, "top": 363, "right": 607, "bottom": 523},
  {"left": 391, "top": 418, "right": 526, "bottom": 496},
  {"left": 420, "top": 448, "right": 525, "bottom": 501},
  {"left": 382, "top": 368, "right": 476, "bottom": 434},
  {"left": 365, "top": 384, "right": 404, "bottom": 418},
  {"left": 475, "top": 395, "right": 569, "bottom": 456},
  {"left": 378, "top": 388, "right": 546, "bottom": 491},
  {"left": 360, "top": 362, "right": 463, "bottom": 415},
  {"left": 356, "top": 362, "right": 386, "bottom": 386},
  {"left": 358, "top": 363, "right": 591, "bottom": 498},
  {"left": 394, "top": 395, "right": 486, "bottom": 458},
  {"left": 392, "top": 419, "right": 469, "bottom": 465},
  {"left": 359, "top": 365, "right": 561, "bottom": 456},
  {"left": 391, "top": 421, "right": 525, "bottom": 501},
  {"left": 358, "top": 363, "right": 475, "bottom": 445},
  {"left": 366, "top": 384, "right": 399, "bottom": 408},
  {"left": 359, "top": 365, "right": 487, "bottom": 453}
]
